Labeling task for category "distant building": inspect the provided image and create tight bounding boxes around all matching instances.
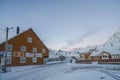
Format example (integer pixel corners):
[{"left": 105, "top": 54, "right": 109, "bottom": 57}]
[
  {"left": 77, "top": 28, "right": 120, "bottom": 64},
  {"left": 90, "top": 45, "right": 120, "bottom": 64},
  {"left": 79, "top": 52, "right": 91, "bottom": 60},
  {"left": 98, "top": 51, "right": 111, "bottom": 59},
  {"left": 98, "top": 49, "right": 120, "bottom": 64},
  {"left": 75, "top": 48, "right": 95, "bottom": 64},
  {"left": 0, "top": 28, "right": 49, "bottom": 66},
  {"left": 90, "top": 51, "right": 99, "bottom": 62}
]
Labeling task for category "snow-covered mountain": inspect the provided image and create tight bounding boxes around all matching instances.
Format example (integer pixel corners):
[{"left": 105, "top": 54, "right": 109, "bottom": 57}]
[
  {"left": 99, "top": 28, "right": 120, "bottom": 54},
  {"left": 105, "top": 28, "right": 120, "bottom": 48},
  {"left": 73, "top": 28, "right": 120, "bottom": 55}
]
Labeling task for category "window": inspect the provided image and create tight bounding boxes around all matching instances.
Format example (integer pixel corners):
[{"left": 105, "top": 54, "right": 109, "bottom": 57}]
[
  {"left": 102, "top": 55, "right": 109, "bottom": 59},
  {"left": 82, "top": 55, "right": 85, "bottom": 58},
  {"left": 42, "top": 49, "right": 46, "bottom": 53},
  {"left": 35, "top": 53, "right": 42, "bottom": 57},
  {"left": 32, "top": 57, "right": 37, "bottom": 63},
  {"left": 7, "top": 52, "right": 12, "bottom": 57},
  {"left": 27, "top": 37, "right": 32, "bottom": 43},
  {"left": 112, "top": 55, "right": 114, "bottom": 59},
  {"left": 21, "top": 46, "right": 26, "bottom": 52},
  {"left": 81, "top": 57, "right": 85, "bottom": 60},
  {"left": 119, "top": 55, "right": 120, "bottom": 58},
  {"left": 26, "top": 53, "right": 34, "bottom": 57},
  {"left": 20, "top": 57, "right": 26, "bottom": 63},
  {"left": 6, "top": 57, "right": 12, "bottom": 64},
  {"left": 94, "top": 56, "right": 97, "bottom": 60},
  {"left": 1, "top": 57, "right": 4, "bottom": 65},
  {"left": 0, "top": 52, "right": 4, "bottom": 56},
  {"left": 116, "top": 55, "right": 118, "bottom": 59},
  {"left": 7, "top": 44, "right": 13, "bottom": 51},
  {"left": 33, "top": 48, "right": 37, "bottom": 53}
]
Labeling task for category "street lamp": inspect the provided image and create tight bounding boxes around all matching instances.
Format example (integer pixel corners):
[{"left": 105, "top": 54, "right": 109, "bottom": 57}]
[{"left": 3, "top": 27, "right": 13, "bottom": 73}]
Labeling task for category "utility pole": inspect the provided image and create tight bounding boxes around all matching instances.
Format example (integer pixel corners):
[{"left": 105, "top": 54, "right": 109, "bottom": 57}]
[
  {"left": 3, "top": 27, "right": 13, "bottom": 73},
  {"left": 3, "top": 28, "right": 8, "bottom": 73}
]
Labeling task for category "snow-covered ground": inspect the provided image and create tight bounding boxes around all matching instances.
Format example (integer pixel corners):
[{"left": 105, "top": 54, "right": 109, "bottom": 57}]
[{"left": 0, "top": 62, "right": 120, "bottom": 80}]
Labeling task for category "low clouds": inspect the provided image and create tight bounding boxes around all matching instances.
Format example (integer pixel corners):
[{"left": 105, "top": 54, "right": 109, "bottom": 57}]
[{"left": 61, "top": 28, "right": 99, "bottom": 50}]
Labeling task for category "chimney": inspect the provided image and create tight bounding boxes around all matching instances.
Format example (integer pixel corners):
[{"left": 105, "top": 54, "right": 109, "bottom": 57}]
[{"left": 16, "top": 26, "right": 20, "bottom": 34}]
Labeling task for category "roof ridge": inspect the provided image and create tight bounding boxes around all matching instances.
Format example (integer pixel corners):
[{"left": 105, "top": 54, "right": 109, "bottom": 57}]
[{"left": 0, "top": 28, "right": 32, "bottom": 45}]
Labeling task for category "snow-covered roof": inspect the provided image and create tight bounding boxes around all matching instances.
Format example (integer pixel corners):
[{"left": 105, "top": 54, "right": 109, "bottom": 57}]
[
  {"left": 90, "top": 51, "right": 101, "bottom": 56},
  {"left": 103, "top": 46, "right": 120, "bottom": 55},
  {"left": 79, "top": 49, "right": 89, "bottom": 53},
  {"left": 78, "top": 47, "right": 93, "bottom": 53},
  {"left": 91, "top": 43, "right": 120, "bottom": 56}
]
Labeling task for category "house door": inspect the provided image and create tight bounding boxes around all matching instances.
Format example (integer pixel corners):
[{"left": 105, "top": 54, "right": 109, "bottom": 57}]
[{"left": 44, "top": 58, "right": 48, "bottom": 64}]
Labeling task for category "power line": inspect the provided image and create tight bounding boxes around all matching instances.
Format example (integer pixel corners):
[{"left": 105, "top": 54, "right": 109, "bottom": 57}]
[
  {"left": 0, "top": 24, "right": 6, "bottom": 28},
  {"left": 0, "top": 28, "right": 5, "bottom": 31},
  {"left": 0, "top": 24, "right": 7, "bottom": 31}
]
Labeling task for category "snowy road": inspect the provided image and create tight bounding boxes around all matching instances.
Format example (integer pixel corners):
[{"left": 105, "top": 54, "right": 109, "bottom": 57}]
[{"left": 1, "top": 62, "right": 120, "bottom": 80}]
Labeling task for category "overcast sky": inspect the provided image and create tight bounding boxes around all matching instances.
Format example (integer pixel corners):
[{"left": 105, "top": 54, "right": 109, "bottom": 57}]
[{"left": 0, "top": 0, "right": 120, "bottom": 51}]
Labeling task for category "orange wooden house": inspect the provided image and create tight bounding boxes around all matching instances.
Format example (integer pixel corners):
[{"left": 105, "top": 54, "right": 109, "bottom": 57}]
[
  {"left": 76, "top": 48, "right": 94, "bottom": 64},
  {"left": 0, "top": 28, "right": 49, "bottom": 66}
]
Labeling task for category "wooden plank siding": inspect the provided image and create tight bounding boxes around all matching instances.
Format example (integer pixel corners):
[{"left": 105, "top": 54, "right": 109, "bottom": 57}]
[
  {"left": 77, "top": 53, "right": 92, "bottom": 64},
  {"left": 0, "top": 28, "right": 49, "bottom": 66}
]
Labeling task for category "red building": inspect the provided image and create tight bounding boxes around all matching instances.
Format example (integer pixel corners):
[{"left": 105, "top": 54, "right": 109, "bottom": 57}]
[{"left": 0, "top": 28, "right": 49, "bottom": 66}]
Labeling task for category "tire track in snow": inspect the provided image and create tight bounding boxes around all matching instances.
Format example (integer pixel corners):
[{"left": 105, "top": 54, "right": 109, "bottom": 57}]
[
  {"left": 67, "top": 66, "right": 120, "bottom": 80},
  {"left": 98, "top": 70, "right": 120, "bottom": 80}
]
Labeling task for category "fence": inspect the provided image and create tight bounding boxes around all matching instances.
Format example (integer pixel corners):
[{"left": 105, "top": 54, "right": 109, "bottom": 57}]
[
  {"left": 76, "top": 60, "right": 92, "bottom": 64},
  {"left": 98, "top": 59, "right": 120, "bottom": 64}
]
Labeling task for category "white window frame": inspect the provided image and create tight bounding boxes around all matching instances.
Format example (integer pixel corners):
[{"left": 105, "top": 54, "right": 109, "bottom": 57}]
[
  {"left": 102, "top": 55, "right": 109, "bottom": 59},
  {"left": 35, "top": 53, "right": 42, "bottom": 57},
  {"left": 112, "top": 55, "right": 114, "bottom": 59},
  {"left": 20, "top": 57, "right": 26, "bottom": 63},
  {"left": 32, "top": 57, "right": 37, "bottom": 63},
  {"left": 27, "top": 37, "right": 32, "bottom": 43},
  {"left": 33, "top": 48, "right": 37, "bottom": 53},
  {"left": 42, "top": 49, "right": 46, "bottom": 53},
  {"left": 81, "top": 58, "right": 85, "bottom": 60},
  {"left": 1, "top": 57, "right": 4, "bottom": 65},
  {"left": 26, "top": 53, "right": 34, "bottom": 57},
  {"left": 21, "top": 46, "right": 26, "bottom": 52},
  {"left": 6, "top": 57, "right": 12, "bottom": 64},
  {"left": 119, "top": 55, "right": 120, "bottom": 59},
  {"left": 7, "top": 44, "right": 13, "bottom": 51},
  {"left": 44, "top": 58, "right": 48, "bottom": 64},
  {"left": 7, "top": 52, "right": 12, "bottom": 57}
]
